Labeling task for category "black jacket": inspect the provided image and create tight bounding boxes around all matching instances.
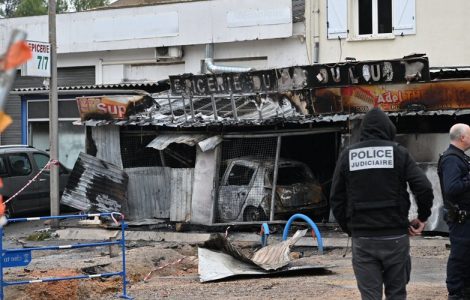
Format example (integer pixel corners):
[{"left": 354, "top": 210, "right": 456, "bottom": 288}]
[
  {"left": 330, "top": 108, "right": 433, "bottom": 237},
  {"left": 438, "top": 144, "right": 470, "bottom": 211}
]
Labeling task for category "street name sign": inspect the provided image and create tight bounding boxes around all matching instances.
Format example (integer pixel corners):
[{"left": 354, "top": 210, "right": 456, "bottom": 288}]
[{"left": 2, "top": 250, "right": 32, "bottom": 268}]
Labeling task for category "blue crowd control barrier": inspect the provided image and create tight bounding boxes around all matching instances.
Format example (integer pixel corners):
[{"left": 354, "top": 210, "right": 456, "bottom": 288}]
[
  {"left": 282, "top": 213, "right": 324, "bottom": 254},
  {"left": 0, "top": 212, "right": 132, "bottom": 300}
]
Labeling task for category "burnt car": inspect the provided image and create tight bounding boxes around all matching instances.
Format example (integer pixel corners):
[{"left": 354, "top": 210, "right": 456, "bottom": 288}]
[
  {"left": 217, "top": 156, "right": 327, "bottom": 222},
  {"left": 0, "top": 145, "right": 70, "bottom": 217}
]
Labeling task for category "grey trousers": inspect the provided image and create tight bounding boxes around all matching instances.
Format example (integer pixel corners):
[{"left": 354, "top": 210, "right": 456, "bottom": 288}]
[{"left": 352, "top": 235, "right": 411, "bottom": 300}]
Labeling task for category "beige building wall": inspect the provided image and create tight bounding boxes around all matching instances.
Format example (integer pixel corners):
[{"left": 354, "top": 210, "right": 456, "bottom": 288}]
[{"left": 316, "top": 0, "right": 470, "bottom": 67}]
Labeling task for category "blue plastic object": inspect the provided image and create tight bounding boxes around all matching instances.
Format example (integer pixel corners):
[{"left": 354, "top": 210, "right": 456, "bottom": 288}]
[
  {"left": 260, "top": 223, "right": 270, "bottom": 247},
  {"left": 282, "top": 213, "right": 324, "bottom": 254}
]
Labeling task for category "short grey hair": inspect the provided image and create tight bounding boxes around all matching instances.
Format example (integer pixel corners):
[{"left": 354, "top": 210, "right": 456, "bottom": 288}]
[{"left": 449, "top": 124, "right": 468, "bottom": 141}]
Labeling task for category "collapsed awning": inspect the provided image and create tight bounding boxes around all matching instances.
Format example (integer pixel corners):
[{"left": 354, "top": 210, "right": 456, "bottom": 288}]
[{"left": 146, "top": 133, "right": 222, "bottom": 151}]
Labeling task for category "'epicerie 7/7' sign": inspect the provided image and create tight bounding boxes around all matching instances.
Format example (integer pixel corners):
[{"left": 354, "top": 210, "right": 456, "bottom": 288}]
[{"left": 21, "top": 41, "right": 50, "bottom": 77}]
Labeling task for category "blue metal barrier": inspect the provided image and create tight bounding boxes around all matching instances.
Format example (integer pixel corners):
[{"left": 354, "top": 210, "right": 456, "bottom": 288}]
[
  {"left": 282, "top": 213, "right": 324, "bottom": 254},
  {"left": 0, "top": 212, "right": 132, "bottom": 300}
]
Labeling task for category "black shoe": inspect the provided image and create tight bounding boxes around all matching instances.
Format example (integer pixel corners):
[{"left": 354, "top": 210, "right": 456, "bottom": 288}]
[{"left": 448, "top": 294, "right": 464, "bottom": 300}]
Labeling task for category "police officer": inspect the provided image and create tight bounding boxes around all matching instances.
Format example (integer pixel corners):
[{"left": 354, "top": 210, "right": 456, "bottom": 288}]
[
  {"left": 330, "top": 108, "right": 434, "bottom": 300},
  {"left": 438, "top": 123, "right": 470, "bottom": 300}
]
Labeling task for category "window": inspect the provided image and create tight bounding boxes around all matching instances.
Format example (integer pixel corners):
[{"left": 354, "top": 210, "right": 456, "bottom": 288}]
[
  {"left": 276, "top": 166, "right": 313, "bottom": 185},
  {"left": 33, "top": 153, "right": 49, "bottom": 170},
  {"left": 358, "top": 0, "right": 392, "bottom": 35},
  {"left": 33, "top": 152, "right": 68, "bottom": 174},
  {"left": 226, "top": 164, "right": 255, "bottom": 186},
  {"left": 327, "top": 0, "right": 416, "bottom": 39},
  {"left": 9, "top": 154, "right": 32, "bottom": 177},
  {"left": 0, "top": 157, "right": 7, "bottom": 176}
]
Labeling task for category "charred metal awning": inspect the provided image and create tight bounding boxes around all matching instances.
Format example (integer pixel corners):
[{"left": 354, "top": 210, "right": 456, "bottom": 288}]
[
  {"left": 75, "top": 113, "right": 350, "bottom": 127},
  {"left": 75, "top": 108, "right": 470, "bottom": 128}
]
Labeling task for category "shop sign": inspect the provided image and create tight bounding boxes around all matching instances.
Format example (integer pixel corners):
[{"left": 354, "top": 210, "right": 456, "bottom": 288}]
[
  {"left": 170, "top": 70, "right": 277, "bottom": 96},
  {"left": 76, "top": 95, "right": 145, "bottom": 120},
  {"left": 21, "top": 41, "right": 50, "bottom": 77},
  {"left": 313, "top": 80, "right": 470, "bottom": 114},
  {"left": 169, "top": 57, "right": 430, "bottom": 96}
]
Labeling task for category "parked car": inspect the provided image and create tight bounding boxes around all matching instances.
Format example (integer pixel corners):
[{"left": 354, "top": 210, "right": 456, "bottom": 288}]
[
  {"left": 218, "top": 156, "right": 328, "bottom": 222},
  {"left": 0, "top": 145, "right": 70, "bottom": 217}
]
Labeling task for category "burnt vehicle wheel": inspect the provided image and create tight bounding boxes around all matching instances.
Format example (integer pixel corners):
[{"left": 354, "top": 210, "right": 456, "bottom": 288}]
[{"left": 243, "top": 206, "right": 267, "bottom": 222}]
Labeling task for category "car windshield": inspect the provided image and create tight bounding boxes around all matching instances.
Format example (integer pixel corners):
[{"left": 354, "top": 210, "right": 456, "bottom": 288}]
[
  {"left": 226, "top": 164, "right": 255, "bottom": 186},
  {"left": 275, "top": 165, "right": 313, "bottom": 185}
]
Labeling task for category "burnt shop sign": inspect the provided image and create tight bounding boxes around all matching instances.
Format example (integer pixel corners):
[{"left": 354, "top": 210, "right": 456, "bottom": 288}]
[
  {"left": 169, "top": 57, "right": 430, "bottom": 96},
  {"left": 170, "top": 70, "right": 277, "bottom": 96},
  {"left": 76, "top": 95, "right": 148, "bottom": 120}
]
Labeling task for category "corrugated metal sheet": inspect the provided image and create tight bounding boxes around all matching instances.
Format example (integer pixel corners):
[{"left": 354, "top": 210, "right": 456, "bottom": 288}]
[
  {"left": 198, "top": 136, "right": 223, "bottom": 152},
  {"left": 199, "top": 247, "right": 333, "bottom": 282},
  {"left": 147, "top": 134, "right": 209, "bottom": 150},
  {"left": 61, "top": 152, "right": 129, "bottom": 213},
  {"left": 170, "top": 168, "right": 194, "bottom": 222},
  {"left": 2, "top": 94, "right": 23, "bottom": 145},
  {"left": 200, "top": 229, "right": 308, "bottom": 277},
  {"left": 13, "top": 82, "right": 161, "bottom": 92},
  {"left": 126, "top": 167, "right": 171, "bottom": 220},
  {"left": 92, "top": 126, "right": 123, "bottom": 168}
]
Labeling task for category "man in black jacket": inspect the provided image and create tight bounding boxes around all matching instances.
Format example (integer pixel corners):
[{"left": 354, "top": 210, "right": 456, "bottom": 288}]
[
  {"left": 438, "top": 123, "right": 470, "bottom": 300},
  {"left": 330, "top": 108, "right": 434, "bottom": 300}
]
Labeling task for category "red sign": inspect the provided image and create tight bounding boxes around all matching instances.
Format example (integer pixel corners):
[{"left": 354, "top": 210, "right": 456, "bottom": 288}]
[{"left": 77, "top": 95, "right": 145, "bottom": 120}]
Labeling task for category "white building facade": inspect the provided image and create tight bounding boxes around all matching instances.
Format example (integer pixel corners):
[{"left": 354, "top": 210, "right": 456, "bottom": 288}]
[
  {"left": 0, "top": 0, "right": 467, "bottom": 86},
  {"left": 0, "top": 0, "right": 468, "bottom": 161}
]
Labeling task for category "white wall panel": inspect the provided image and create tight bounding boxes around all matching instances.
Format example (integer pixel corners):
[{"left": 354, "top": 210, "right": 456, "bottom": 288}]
[{"left": 0, "top": 0, "right": 292, "bottom": 54}]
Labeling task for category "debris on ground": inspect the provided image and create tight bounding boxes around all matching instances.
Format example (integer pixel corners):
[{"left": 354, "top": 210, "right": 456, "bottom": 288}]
[{"left": 198, "top": 229, "right": 334, "bottom": 282}]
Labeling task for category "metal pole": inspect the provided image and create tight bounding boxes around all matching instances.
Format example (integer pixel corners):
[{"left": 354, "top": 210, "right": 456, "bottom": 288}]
[
  {"left": 211, "top": 94, "right": 218, "bottom": 120},
  {"left": 230, "top": 92, "right": 238, "bottom": 121},
  {"left": 270, "top": 136, "right": 281, "bottom": 221},
  {"left": 181, "top": 95, "right": 188, "bottom": 121},
  {"left": 258, "top": 95, "right": 263, "bottom": 120},
  {"left": 48, "top": 0, "right": 60, "bottom": 224},
  {"left": 120, "top": 219, "right": 131, "bottom": 299},
  {"left": 167, "top": 93, "right": 174, "bottom": 122},
  {"left": 189, "top": 94, "right": 195, "bottom": 120}
]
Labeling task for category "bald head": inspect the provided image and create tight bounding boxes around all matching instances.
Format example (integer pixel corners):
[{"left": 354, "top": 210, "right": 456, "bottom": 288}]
[{"left": 450, "top": 123, "right": 470, "bottom": 151}]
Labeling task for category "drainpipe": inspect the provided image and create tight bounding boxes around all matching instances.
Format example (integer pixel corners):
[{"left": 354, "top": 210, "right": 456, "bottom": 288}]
[
  {"left": 204, "top": 44, "right": 254, "bottom": 74},
  {"left": 305, "top": 0, "right": 320, "bottom": 64},
  {"left": 305, "top": 0, "right": 314, "bottom": 64},
  {"left": 313, "top": 0, "right": 320, "bottom": 63}
]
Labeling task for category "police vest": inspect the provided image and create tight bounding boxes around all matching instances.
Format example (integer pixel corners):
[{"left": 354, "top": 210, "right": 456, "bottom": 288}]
[{"left": 346, "top": 140, "right": 409, "bottom": 230}]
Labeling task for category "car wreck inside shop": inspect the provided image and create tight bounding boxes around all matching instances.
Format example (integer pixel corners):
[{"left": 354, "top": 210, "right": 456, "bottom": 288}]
[{"left": 51, "top": 55, "right": 470, "bottom": 232}]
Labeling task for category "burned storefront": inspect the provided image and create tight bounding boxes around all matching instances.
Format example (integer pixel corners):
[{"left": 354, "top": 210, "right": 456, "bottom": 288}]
[{"left": 69, "top": 55, "right": 470, "bottom": 230}]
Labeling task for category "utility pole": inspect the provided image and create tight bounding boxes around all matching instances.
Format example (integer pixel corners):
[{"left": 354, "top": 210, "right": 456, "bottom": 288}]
[{"left": 48, "top": 0, "right": 59, "bottom": 223}]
